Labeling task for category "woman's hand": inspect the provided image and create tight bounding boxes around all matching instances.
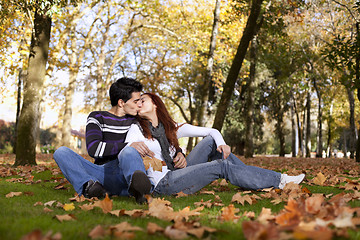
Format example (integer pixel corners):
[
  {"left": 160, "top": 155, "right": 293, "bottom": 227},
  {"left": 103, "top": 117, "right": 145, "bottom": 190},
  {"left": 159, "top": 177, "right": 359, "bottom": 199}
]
[
  {"left": 173, "top": 152, "right": 187, "bottom": 168},
  {"left": 130, "top": 142, "right": 155, "bottom": 157},
  {"left": 216, "top": 145, "right": 231, "bottom": 159}
]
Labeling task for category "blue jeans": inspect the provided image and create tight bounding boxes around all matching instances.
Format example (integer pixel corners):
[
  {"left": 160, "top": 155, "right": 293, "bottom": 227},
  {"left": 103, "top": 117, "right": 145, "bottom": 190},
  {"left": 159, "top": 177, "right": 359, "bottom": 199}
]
[
  {"left": 53, "top": 146, "right": 146, "bottom": 196},
  {"left": 154, "top": 136, "right": 281, "bottom": 195}
]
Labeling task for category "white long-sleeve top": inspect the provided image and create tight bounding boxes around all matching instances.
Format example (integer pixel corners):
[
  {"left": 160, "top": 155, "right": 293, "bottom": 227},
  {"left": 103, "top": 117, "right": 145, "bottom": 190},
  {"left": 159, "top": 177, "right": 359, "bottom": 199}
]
[{"left": 123, "top": 123, "right": 226, "bottom": 187}]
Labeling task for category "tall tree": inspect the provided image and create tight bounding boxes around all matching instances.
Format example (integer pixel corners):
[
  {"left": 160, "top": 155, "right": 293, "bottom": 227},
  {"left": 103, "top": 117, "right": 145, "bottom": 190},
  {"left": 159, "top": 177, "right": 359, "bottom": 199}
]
[
  {"left": 213, "top": 0, "right": 264, "bottom": 131},
  {"left": 11, "top": 1, "right": 81, "bottom": 166},
  {"left": 197, "top": 0, "right": 221, "bottom": 127}
]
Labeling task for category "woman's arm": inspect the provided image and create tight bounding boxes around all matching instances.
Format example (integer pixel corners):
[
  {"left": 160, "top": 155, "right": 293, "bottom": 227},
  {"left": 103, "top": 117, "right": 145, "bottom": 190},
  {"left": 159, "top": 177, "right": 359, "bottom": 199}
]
[
  {"left": 177, "top": 124, "right": 231, "bottom": 159},
  {"left": 177, "top": 124, "right": 226, "bottom": 146}
]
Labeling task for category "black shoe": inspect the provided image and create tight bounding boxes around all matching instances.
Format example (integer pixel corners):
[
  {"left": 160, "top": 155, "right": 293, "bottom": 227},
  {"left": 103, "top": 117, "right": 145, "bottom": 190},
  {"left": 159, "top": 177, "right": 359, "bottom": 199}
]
[
  {"left": 128, "top": 170, "right": 151, "bottom": 204},
  {"left": 83, "top": 180, "right": 107, "bottom": 199}
]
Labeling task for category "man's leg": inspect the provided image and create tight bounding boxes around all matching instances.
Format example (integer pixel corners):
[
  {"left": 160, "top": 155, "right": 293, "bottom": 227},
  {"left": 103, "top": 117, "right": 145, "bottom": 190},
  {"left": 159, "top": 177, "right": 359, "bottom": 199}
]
[
  {"left": 53, "top": 146, "right": 105, "bottom": 195},
  {"left": 117, "top": 147, "right": 151, "bottom": 203}
]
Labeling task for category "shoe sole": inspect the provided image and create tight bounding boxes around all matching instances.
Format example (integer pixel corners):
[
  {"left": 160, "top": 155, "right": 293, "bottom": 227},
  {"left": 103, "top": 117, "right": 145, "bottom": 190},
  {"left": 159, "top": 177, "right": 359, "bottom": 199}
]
[{"left": 129, "top": 171, "right": 151, "bottom": 204}]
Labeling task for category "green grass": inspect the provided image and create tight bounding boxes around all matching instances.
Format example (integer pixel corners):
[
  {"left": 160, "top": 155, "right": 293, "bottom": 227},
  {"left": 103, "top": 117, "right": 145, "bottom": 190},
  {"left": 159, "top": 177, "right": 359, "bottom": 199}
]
[{"left": 1, "top": 159, "right": 360, "bottom": 239}]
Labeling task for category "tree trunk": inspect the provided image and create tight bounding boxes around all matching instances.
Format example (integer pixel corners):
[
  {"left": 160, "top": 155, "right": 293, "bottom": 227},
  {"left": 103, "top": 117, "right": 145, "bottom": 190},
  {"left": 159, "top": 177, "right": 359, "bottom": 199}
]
[
  {"left": 198, "top": 0, "right": 221, "bottom": 126},
  {"left": 294, "top": 99, "right": 303, "bottom": 156},
  {"left": 313, "top": 79, "right": 323, "bottom": 158},
  {"left": 305, "top": 91, "right": 311, "bottom": 158},
  {"left": 346, "top": 87, "right": 356, "bottom": 159},
  {"left": 95, "top": 6, "right": 110, "bottom": 110},
  {"left": 276, "top": 113, "right": 285, "bottom": 157},
  {"left": 356, "top": 22, "right": 360, "bottom": 162},
  {"left": 61, "top": 28, "right": 77, "bottom": 147},
  {"left": 291, "top": 96, "right": 297, "bottom": 157},
  {"left": 15, "top": 11, "right": 51, "bottom": 166},
  {"left": 13, "top": 70, "right": 24, "bottom": 154},
  {"left": 244, "top": 38, "right": 257, "bottom": 158},
  {"left": 212, "top": 0, "right": 264, "bottom": 131},
  {"left": 326, "top": 102, "right": 333, "bottom": 157},
  {"left": 302, "top": 106, "right": 306, "bottom": 157}
]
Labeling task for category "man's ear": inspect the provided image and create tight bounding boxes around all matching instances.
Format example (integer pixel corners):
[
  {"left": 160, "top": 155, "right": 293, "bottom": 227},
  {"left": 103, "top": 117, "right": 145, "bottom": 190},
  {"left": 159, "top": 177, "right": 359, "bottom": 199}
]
[{"left": 118, "top": 99, "right": 125, "bottom": 107}]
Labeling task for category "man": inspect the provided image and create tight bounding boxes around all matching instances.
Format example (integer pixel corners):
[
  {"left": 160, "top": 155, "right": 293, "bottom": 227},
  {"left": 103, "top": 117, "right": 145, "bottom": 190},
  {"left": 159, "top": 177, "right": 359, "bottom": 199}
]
[{"left": 53, "top": 77, "right": 153, "bottom": 204}]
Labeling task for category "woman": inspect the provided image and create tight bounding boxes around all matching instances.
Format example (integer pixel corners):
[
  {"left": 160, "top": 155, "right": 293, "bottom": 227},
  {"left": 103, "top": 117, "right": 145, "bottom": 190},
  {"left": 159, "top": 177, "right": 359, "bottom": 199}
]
[{"left": 124, "top": 93, "right": 305, "bottom": 195}]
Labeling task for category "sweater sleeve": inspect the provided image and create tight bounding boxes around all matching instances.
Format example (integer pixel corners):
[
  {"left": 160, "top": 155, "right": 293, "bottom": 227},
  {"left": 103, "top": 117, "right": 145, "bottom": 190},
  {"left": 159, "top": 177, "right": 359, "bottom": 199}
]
[
  {"left": 86, "top": 112, "right": 128, "bottom": 159},
  {"left": 176, "top": 123, "right": 226, "bottom": 147}
]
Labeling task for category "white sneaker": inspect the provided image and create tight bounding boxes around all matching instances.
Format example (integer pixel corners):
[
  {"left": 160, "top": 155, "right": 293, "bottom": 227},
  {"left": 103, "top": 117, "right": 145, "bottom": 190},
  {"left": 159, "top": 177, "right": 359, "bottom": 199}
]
[{"left": 278, "top": 173, "right": 305, "bottom": 189}]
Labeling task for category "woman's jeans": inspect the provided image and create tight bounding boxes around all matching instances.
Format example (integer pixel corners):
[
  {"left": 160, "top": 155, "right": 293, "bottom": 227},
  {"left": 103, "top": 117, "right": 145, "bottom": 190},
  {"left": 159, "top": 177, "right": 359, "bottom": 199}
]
[
  {"left": 154, "top": 136, "right": 281, "bottom": 195},
  {"left": 53, "top": 146, "right": 146, "bottom": 196}
]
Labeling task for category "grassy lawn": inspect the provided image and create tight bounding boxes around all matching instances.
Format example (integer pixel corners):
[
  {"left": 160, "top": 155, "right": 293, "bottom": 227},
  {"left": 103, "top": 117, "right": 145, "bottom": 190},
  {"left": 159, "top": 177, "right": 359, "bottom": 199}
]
[{"left": 0, "top": 154, "right": 360, "bottom": 239}]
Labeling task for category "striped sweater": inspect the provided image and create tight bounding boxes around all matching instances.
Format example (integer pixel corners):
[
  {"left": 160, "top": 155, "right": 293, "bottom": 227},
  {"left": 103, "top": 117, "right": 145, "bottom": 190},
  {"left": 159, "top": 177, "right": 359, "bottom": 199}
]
[{"left": 86, "top": 111, "right": 136, "bottom": 165}]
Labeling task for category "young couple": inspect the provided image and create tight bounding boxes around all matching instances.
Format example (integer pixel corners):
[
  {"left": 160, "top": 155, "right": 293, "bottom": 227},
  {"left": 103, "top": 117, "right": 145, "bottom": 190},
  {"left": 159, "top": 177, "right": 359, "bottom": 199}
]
[{"left": 54, "top": 77, "right": 305, "bottom": 204}]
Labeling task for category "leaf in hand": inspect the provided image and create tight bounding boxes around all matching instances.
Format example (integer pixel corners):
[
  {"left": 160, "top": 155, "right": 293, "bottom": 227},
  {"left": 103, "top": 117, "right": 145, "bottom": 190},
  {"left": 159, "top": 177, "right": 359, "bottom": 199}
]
[{"left": 143, "top": 156, "right": 165, "bottom": 172}]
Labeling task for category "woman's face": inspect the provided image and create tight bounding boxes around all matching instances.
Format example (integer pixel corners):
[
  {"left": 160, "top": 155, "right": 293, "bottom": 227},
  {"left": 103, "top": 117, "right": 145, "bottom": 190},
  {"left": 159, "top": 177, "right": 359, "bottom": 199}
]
[{"left": 138, "top": 94, "right": 156, "bottom": 118}]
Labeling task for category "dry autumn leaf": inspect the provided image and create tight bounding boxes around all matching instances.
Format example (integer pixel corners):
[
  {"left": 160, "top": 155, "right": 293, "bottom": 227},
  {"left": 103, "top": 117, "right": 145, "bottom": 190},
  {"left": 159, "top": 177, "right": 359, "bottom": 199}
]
[
  {"left": 312, "top": 172, "right": 327, "bottom": 186},
  {"left": 63, "top": 203, "right": 75, "bottom": 211},
  {"left": 164, "top": 226, "right": 188, "bottom": 240},
  {"left": 5, "top": 192, "right": 22, "bottom": 198},
  {"left": 93, "top": 194, "right": 112, "bottom": 213},
  {"left": 88, "top": 225, "right": 106, "bottom": 239},
  {"left": 147, "top": 222, "right": 164, "bottom": 235},
  {"left": 55, "top": 214, "right": 76, "bottom": 222},
  {"left": 219, "top": 204, "right": 240, "bottom": 222},
  {"left": 142, "top": 156, "right": 165, "bottom": 172},
  {"left": 231, "top": 192, "right": 253, "bottom": 205}
]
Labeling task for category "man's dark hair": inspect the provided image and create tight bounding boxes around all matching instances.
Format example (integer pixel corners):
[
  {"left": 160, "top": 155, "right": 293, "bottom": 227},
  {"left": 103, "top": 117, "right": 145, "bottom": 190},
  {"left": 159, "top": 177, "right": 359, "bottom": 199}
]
[{"left": 109, "top": 77, "right": 143, "bottom": 106}]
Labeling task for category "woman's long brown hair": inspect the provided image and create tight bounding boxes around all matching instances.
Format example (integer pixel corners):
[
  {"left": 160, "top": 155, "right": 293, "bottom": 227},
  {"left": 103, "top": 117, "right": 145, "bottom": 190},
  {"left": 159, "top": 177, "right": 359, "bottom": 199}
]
[{"left": 137, "top": 93, "right": 181, "bottom": 151}]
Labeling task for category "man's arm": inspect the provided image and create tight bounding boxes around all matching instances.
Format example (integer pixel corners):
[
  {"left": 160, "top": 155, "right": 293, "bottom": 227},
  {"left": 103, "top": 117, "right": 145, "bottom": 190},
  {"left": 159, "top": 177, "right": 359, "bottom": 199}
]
[{"left": 86, "top": 113, "right": 129, "bottom": 159}]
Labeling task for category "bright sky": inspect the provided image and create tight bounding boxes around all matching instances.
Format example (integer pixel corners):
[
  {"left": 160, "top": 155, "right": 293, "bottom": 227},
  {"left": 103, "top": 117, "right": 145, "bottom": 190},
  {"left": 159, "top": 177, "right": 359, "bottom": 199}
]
[{"left": 0, "top": 70, "right": 88, "bottom": 131}]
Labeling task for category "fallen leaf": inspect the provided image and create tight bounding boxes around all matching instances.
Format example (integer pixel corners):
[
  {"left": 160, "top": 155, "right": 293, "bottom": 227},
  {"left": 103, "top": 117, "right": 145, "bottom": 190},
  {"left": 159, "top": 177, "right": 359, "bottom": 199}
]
[
  {"left": 175, "top": 191, "right": 188, "bottom": 198},
  {"left": 219, "top": 179, "right": 228, "bottom": 186},
  {"left": 164, "top": 226, "right": 188, "bottom": 240},
  {"left": 5, "top": 192, "right": 22, "bottom": 198},
  {"left": 312, "top": 172, "right": 327, "bottom": 186},
  {"left": 43, "top": 207, "right": 53, "bottom": 213},
  {"left": 110, "top": 221, "right": 143, "bottom": 232},
  {"left": 147, "top": 222, "right": 164, "bottom": 235},
  {"left": 63, "top": 203, "right": 75, "bottom": 211},
  {"left": 79, "top": 203, "right": 96, "bottom": 211},
  {"left": 242, "top": 221, "right": 279, "bottom": 240},
  {"left": 93, "top": 194, "right": 112, "bottom": 213},
  {"left": 44, "top": 200, "right": 57, "bottom": 207},
  {"left": 219, "top": 204, "right": 240, "bottom": 222},
  {"left": 88, "top": 225, "right": 106, "bottom": 239},
  {"left": 199, "top": 190, "right": 215, "bottom": 195},
  {"left": 231, "top": 192, "right": 253, "bottom": 205},
  {"left": 305, "top": 195, "right": 324, "bottom": 215},
  {"left": 257, "top": 208, "right": 275, "bottom": 224},
  {"left": 55, "top": 214, "right": 76, "bottom": 222}
]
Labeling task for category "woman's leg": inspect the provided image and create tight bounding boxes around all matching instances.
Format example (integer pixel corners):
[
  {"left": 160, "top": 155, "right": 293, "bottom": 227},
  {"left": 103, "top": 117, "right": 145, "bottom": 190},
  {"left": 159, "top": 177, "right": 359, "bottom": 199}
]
[
  {"left": 154, "top": 159, "right": 281, "bottom": 195},
  {"left": 186, "top": 136, "right": 247, "bottom": 167},
  {"left": 186, "top": 136, "right": 221, "bottom": 166}
]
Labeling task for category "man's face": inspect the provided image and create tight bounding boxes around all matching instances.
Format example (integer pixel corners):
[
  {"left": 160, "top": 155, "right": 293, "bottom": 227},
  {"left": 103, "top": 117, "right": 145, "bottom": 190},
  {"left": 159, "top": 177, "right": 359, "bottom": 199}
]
[{"left": 122, "top": 92, "right": 141, "bottom": 116}]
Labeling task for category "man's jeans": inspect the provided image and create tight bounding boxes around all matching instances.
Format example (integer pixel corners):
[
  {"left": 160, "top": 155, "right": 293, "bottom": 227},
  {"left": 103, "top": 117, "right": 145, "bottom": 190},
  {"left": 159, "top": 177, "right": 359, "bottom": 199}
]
[
  {"left": 154, "top": 136, "right": 281, "bottom": 195},
  {"left": 53, "top": 146, "right": 145, "bottom": 196}
]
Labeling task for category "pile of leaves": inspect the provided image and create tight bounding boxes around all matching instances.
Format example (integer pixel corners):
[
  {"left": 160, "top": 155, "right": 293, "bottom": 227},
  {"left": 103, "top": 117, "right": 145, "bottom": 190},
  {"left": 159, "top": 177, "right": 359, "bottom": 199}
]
[{"left": 1, "top": 154, "right": 360, "bottom": 239}]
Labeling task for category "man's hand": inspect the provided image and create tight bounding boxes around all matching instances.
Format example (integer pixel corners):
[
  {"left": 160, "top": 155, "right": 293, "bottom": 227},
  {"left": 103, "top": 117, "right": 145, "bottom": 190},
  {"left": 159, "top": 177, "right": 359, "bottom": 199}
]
[
  {"left": 173, "top": 152, "right": 187, "bottom": 169},
  {"left": 216, "top": 145, "right": 231, "bottom": 159},
  {"left": 129, "top": 142, "right": 155, "bottom": 157}
]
